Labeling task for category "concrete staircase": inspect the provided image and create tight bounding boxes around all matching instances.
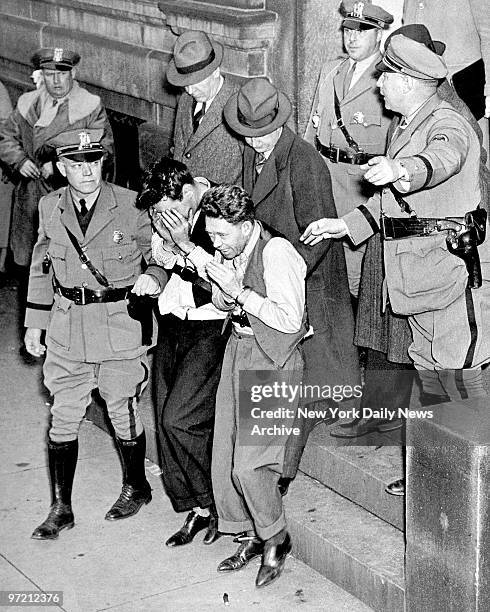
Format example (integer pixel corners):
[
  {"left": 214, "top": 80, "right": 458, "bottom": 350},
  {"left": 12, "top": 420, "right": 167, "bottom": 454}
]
[
  {"left": 286, "top": 422, "right": 405, "bottom": 611},
  {"left": 88, "top": 381, "right": 406, "bottom": 612}
]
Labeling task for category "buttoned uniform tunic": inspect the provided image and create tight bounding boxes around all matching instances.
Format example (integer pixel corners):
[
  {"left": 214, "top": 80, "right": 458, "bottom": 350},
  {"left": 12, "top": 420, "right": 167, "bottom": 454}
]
[
  {"left": 173, "top": 78, "right": 243, "bottom": 185},
  {"left": 343, "top": 93, "right": 490, "bottom": 371},
  {"left": 24, "top": 182, "right": 166, "bottom": 442},
  {"left": 304, "top": 53, "right": 393, "bottom": 296},
  {"left": 0, "top": 82, "right": 113, "bottom": 267}
]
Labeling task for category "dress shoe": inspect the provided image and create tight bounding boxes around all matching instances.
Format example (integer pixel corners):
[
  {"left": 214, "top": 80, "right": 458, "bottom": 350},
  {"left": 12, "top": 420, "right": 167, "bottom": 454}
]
[
  {"left": 255, "top": 531, "right": 292, "bottom": 588},
  {"left": 105, "top": 483, "right": 152, "bottom": 520},
  {"left": 165, "top": 511, "right": 210, "bottom": 547},
  {"left": 217, "top": 534, "right": 264, "bottom": 572},
  {"left": 330, "top": 418, "right": 403, "bottom": 438},
  {"left": 385, "top": 478, "right": 405, "bottom": 496},
  {"left": 203, "top": 512, "right": 222, "bottom": 545}
]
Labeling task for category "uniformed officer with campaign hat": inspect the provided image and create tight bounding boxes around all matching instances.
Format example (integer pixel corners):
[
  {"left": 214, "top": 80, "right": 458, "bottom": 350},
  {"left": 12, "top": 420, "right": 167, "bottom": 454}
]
[{"left": 24, "top": 130, "right": 166, "bottom": 540}]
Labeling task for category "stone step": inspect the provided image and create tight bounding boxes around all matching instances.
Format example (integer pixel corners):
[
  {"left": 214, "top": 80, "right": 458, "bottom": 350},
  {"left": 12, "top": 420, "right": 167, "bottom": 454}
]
[
  {"left": 285, "top": 472, "right": 405, "bottom": 612},
  {"left": 299, "top": 422, "right": 405, "bottom": 530}
]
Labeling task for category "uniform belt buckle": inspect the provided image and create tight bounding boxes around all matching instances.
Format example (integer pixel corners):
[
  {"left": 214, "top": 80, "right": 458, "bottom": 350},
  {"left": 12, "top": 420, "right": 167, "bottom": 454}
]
[
  {"left": 74, "top": 286, "right": 86, "bottom": 305},
  {"left": 328, "top": 145, "right": 340, "bottom": 163}
]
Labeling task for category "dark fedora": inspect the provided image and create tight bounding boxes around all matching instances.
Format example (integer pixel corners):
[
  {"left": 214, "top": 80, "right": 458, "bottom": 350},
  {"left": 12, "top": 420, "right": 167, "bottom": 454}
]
[
  {"left": 224, "top": 77, "right": 292, "bottom": 137},
  {"left": 166, "top": 30, "right": 223, "bottom": 87}
]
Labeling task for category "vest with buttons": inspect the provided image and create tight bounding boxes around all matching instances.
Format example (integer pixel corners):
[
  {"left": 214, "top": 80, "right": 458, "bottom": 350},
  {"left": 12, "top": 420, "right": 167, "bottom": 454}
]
[{"left": 242, "top": 223, "right": 308, "bottom": 368}]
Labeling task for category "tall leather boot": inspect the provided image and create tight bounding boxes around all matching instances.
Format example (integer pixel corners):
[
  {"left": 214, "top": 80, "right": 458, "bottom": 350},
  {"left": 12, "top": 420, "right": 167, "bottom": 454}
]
[
  {"left": 105, "top": 431, "right": 152, "bottom": 521},
  {"left": 31, "top": 439, "right": 78, "bottom": 540}
]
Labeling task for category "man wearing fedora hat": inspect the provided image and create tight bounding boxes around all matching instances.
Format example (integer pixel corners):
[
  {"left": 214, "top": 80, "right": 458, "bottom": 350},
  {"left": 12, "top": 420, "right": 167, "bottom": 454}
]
[
  {"left": 24, "top": 130, "right": 165, "bottom": 539},
  {"left": 166, "top": 30, "right": 242, "bottom": 186},
  {"left": 224, "top": 77, "right": 361, "bottom": 486},
  {"left": 0, "top": 46, "right": 113, "bottom": 361},
  {"left": 305, "top": 0, "right": 394, "bottom": 308},
  {"left": 301, "top": 32, "right": 490, "bottom": 414}
]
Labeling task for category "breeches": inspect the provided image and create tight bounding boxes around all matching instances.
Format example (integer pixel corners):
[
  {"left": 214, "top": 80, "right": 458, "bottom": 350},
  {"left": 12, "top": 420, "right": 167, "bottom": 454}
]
[
  {"left": 153, "top": 314, "right": 228, "bottom": 512},
  {"left": 212, "top": 331, "right": 303, "bottom": 540},
  {"left": 408, "top": 282, "right": 490, "bottom": 371},
  {"left": 44, "top": 350, "right": 149, "bottom": 442}
]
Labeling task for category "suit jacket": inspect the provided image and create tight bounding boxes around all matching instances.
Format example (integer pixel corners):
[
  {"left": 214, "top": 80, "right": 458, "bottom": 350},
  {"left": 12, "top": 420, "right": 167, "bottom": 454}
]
[
  {"left": 173, "top": 78, "right": 243, "bottom": 185},
  {"left": 243, "top": 126, "right": 361, "bottom": 477},
  {"left": 344, "top": 93, "right": 489, "bottom": 316},
  {"left": 25, "top": 182, "right": 166, "bottom": 362},
  {"left": 304, "top": 55, "right": 393, "bottom": 217}
]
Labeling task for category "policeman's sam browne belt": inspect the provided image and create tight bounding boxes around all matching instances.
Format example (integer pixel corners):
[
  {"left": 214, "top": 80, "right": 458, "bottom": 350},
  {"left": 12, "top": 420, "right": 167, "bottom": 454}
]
[{"left": 49, "top": 226, "right": 154, "bottom": 344}]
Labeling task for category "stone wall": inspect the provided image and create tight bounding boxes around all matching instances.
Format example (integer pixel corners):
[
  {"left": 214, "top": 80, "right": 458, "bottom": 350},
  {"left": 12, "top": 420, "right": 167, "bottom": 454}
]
[{"left": 0, "top": 0, "right": 344, "bottom": 168}]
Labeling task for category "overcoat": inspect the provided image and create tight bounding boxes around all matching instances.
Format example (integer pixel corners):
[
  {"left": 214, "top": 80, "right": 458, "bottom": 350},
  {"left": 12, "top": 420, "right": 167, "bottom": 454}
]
[
  {"left": 0, "top": 81, "right": 13, "bottom": 250},
  {"left": 173, "top": 78, "right": 243, "bottom": 185},
  {"left": 0, "top": 82, "right": 113, "bottom": 267},
  {"left": 243, "top": 126, "right": 360, "bottom": 477},
  {"left": 24, "top": 182, "right": 166, "bottom": 363}
]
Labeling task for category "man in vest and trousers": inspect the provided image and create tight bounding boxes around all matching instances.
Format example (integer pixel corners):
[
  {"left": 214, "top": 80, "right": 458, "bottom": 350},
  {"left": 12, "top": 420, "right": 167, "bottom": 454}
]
[
  {"left": 200, "top": 184, "right": 308, "bottom": 588},
  {"left": 24, "top": 130, "right": 165, "bottom": 539}
]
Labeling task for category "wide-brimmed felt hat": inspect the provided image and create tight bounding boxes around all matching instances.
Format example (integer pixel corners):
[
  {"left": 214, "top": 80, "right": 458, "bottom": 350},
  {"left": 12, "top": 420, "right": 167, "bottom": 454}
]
[
  {"left": 224, "top": 77, "right": 292, "bottom": 137},
  {"left": 166, "top": 30, "right": 223, "bottom": 87},
  {"left": 383, "top": 24, "right": 446, "bottom": 57},
  {"left": 377, "top": 33, "right": 448, "bottom": 80},
  {"left": 340, "top": 0, "right": 394, "bottom": 30},
  {"left": 31, "top": 47, "right": 80, "bottom": 71},
  {"left": 56, "top": 129, "right": 105, "bottom": 162}
]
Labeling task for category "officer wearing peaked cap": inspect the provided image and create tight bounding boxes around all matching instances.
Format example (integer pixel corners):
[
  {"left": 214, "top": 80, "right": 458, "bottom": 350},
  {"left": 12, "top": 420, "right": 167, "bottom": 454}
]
[
  {"left": 24, "top": 130, "right": 167, "bottom": 540},
  {"left": 302, "top": 29, "right": 490, "bottom": 397},
  {"left": 304, "top": 0, "right": 394, "bottom": 305},
  {"left": 0, "top": 47, "right": 113, "bottom": 273}
]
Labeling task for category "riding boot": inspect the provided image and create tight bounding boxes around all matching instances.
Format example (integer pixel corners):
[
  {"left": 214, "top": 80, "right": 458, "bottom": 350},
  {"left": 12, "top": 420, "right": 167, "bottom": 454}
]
[
  {"left": 105, "top": 431, "right": 152, "bottom": 520},
  {"left": 31, "top": 439, "right": 78, "bottom": 540}
]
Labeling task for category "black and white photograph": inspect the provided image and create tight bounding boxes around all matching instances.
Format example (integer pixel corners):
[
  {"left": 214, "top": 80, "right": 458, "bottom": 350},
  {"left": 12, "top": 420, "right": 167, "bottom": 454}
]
[{"left": 0, "top": 1, "right": 489, "bottom": 610}]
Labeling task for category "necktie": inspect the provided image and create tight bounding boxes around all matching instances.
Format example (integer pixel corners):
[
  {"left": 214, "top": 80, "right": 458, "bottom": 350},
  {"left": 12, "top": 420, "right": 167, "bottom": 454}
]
[
  {"left": 192, "top": 101, "right": 207, "bottom": 132},
  {"left": 79, "top": 198, "right": 88, "bottom": 216},
  {"left": 342, "top": 62, "right": 356, "bottom": 98},
  {"left": 255, "top": 153, "right": 266, "bottom": 177}
]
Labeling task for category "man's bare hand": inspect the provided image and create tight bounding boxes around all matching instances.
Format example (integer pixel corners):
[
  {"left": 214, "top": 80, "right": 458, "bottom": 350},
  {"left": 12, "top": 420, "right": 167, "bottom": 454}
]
[
  {"left": 300, "top": 218, "right": 348, "bottom": 245},
  {"left": 132, "top": 273, "right": 160, "bottom": 296},
  {"left": 20, "top": 159, "right": 41, "bottom": 180},
  {"left": 41, "top": 161, "right": 54, "bottom": 179},
  {"left": 205, "top": 260, "right": 242, "bottom": 299},
  {"left": 360, "top": 156, "right": 403, "bottom": 185},
  {"left": 159, "top": 209, "right": 195, "bottom": 254},
  {"left": 24, "top": 328, "right": 46, "bottom": 357}
]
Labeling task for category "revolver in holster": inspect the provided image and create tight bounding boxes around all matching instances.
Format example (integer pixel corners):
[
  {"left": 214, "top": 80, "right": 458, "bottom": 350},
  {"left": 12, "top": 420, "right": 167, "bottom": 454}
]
[{"left": 442, "top": 208, "right": 487, "bottom": 289}]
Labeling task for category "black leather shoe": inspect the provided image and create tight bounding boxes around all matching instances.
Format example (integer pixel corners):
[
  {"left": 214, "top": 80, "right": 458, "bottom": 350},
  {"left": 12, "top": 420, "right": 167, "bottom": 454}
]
[
  {"left": 105, "top": 483, "right": 152, "bottom": 521},
  {"left": 385, "top": 478, "right": 405, "bottom": 496},
  {"left": 31, "top": 503, "right": 74, "bottom": 540},
  {"left": 217, "top": 534, "right": 264, "bottom": 572},
  {"left": 203, "top": 513, "right": 222, "bottom": 545},
  {"left": 255, "top": 532, "right": 292, "bottom": 588},
  {"left": 166, "top": 511, "right": 210, "bottom": 547},
  {"left": 330, "top": 418, "right": 403, "bottom": 438}
]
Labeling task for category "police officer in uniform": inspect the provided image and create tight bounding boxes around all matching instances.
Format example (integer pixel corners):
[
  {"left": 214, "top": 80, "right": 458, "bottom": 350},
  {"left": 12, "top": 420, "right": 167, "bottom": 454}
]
[
  {"left": 24, "top": 130, "right": 166, "bottom": 539},
  {"left": 304, "top": 0, "right": 393, "bottom": 304},
  {"left": 302, "top": 32, "right": 490, "bottom": 395}
]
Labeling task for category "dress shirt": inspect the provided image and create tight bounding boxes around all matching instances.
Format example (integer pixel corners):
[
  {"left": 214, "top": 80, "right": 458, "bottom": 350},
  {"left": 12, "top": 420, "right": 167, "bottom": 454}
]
[
  {"left": 347, "top": 52, "right": 381, "bottom": 90},
  {"left": 211, "top": 222, "right": 307, "bottom": 334}
]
